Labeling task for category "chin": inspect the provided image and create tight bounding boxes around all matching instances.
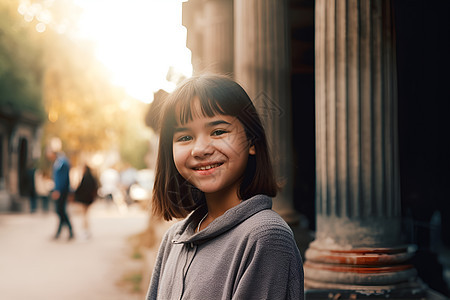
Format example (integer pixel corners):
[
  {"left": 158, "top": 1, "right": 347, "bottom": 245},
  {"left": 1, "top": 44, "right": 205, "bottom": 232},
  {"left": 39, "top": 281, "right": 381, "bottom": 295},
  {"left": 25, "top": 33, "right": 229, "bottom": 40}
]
[{"left": 197, "top": 186, "right": 220, "bottom": 194}]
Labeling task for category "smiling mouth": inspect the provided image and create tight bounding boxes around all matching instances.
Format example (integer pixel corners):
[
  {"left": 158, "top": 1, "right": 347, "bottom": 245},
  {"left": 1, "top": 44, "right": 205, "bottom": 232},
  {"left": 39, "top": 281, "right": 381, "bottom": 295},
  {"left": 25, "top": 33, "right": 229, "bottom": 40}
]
[{"left": 193, "top": 163, "right": 223, "bottom": 171}]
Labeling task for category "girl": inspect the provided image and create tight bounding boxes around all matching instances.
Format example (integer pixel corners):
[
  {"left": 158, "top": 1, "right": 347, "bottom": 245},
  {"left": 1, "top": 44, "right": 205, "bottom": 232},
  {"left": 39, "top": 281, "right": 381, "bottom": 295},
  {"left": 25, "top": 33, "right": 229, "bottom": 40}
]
[{"left": 147, "top": 74, "right": 304, "bottom": 300}]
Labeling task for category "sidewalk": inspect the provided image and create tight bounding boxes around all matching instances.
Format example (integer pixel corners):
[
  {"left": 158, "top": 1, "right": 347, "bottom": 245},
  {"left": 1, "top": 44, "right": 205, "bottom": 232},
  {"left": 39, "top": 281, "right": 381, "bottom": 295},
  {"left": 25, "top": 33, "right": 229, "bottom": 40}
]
[{"left": 0, "top": 200, "right": 151, "bottom": 300}]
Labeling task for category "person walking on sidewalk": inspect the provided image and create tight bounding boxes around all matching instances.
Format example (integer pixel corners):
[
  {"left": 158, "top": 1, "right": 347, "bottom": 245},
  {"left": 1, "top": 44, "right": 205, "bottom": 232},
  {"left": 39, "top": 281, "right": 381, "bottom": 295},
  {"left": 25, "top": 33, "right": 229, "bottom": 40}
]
[
  {"left": 46, "top": 146, "right": 74, "bottom": 240},
  {"left": 75, "top": 164, "right": 98, "bottom": 239}
]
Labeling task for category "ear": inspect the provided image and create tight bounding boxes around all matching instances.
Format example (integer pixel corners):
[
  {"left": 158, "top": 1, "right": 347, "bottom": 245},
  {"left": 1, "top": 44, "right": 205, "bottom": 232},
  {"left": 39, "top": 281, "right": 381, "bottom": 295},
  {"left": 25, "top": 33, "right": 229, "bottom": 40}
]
[{"left": 249, "top": 144, "right": 256, "bottom": 155}]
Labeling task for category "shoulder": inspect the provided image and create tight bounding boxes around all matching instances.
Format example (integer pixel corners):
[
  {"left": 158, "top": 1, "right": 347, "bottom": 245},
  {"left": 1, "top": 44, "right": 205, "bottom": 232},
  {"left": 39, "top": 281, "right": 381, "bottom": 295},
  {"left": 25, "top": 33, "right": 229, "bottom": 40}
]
[
  {"left": 245, "top": 209, "right": 293, "bottom": 234},
  {"left": 61, "top": 157, "right": 70, "bottom": 167},
  {"left": 55, "top": 156, "right": 70, "bottom": 169},
  {"left": 239, "top": 209, "right": 296, "bottom": 248},
  {"left": 233, "top": 209, "right": 303, "bottom": 286},
  {"left": 235, "top": 195, "right": 293, "bottom": 236},
  {"left": 160, "top": 219, "right": 187, "bottom": 245}
]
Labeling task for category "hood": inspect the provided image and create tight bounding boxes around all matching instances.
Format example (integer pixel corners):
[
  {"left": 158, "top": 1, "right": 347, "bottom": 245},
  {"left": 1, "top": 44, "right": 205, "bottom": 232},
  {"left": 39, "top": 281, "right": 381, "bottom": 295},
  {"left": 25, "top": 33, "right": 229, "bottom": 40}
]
[{"left": 171, "top": 194, "right": 272, "bottom": 245}]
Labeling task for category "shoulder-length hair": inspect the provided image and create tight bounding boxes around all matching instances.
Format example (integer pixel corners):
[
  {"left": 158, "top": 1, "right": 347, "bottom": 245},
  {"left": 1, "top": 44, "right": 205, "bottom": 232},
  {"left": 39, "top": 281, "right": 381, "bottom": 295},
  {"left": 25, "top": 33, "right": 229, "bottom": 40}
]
[{"left": 152, "top": 74, "right": 278, "bottom": 221}]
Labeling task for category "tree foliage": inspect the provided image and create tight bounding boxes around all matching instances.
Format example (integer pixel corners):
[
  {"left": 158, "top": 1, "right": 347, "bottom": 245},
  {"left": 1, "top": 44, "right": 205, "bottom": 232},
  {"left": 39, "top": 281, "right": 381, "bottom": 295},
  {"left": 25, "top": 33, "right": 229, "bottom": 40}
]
[
  {"left": 1, "top": 0, "right": 153, "bottom": 169},
  {"left": 0, "top": 0, "right": 44, "bottom": 117}
]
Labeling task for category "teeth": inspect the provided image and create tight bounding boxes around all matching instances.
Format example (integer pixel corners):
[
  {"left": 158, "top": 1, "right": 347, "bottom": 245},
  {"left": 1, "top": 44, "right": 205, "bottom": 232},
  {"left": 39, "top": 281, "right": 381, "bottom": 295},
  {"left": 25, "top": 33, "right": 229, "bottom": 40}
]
[{"left": 196, "top": 163, "right": 221, "bottom": 170}]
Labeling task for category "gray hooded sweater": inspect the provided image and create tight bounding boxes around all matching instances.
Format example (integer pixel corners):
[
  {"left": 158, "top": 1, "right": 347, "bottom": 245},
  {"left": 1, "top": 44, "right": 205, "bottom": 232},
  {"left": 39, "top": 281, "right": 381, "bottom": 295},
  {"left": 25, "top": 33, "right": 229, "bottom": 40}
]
[{"left": 146, "top": 194, "right": 304, "bottom": 300}]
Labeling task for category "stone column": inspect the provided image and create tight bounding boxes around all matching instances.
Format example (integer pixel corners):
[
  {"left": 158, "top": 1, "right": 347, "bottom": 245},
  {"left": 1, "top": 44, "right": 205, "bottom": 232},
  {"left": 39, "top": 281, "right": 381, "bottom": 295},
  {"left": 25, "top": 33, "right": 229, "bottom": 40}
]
[
  {"left": 304, "top": 0, "right": 422, "bottom": 293},
  {"left": 182, "top": 0, "right": 204, "bottom": 72},
  {"left": 234, "top": 0, "right": 297, "bottom": 224},
  {"left": 183, "top": 0, "right": 234, "bottom": 75},
  {"left": 203, "top": 0, "right": 234, "bottom": 74}
]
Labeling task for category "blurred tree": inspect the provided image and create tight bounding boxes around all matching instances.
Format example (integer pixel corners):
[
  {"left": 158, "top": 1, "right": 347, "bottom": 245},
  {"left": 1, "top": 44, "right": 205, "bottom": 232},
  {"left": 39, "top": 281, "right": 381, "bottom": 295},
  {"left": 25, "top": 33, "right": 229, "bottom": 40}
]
[
  {"left": 0, "top": 0, "right": 45, "bottom": 118},
  {"left": 40, "top": 29, "right": 152, "bottom": 168},
  {"left": 117, "top": 99, "right": 151, "bottom": 170},
  {"left": 1, "top": 0, "right": 152, "bottom": 169},
  {"left": 41, "top": 36, "right": 152, "bottom": 168}
]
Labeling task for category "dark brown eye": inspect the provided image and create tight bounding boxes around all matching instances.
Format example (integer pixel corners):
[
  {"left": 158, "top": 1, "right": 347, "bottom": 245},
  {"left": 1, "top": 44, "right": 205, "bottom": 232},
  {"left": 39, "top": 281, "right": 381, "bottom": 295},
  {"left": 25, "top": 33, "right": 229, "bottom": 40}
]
[
  {"left": 176, "top": 135, "right": 192, "bottom": 142},
  {"left": 212, "top": 130, "right": 227, "bottom": 136}
]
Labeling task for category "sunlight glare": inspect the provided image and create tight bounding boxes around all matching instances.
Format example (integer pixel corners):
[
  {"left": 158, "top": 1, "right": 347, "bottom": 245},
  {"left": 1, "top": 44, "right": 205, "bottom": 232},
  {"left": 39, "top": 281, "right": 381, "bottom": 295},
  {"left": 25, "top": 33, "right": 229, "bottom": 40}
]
[{"left": 73, "top": 0, "right": 192, "bottom": 103}]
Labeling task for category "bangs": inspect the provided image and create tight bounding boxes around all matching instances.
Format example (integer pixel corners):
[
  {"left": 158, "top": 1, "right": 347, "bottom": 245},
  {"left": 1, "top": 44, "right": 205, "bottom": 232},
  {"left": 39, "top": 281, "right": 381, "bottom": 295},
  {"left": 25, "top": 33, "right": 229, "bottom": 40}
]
[
  {"left": 176, "top": 93, "right": 227, "bottom": 125},
  {"left": 161, "top": 74, "right": 259, "bottom": 143},
  {"left": 166, "top": 75, "right": 247, "bottom": 127}
]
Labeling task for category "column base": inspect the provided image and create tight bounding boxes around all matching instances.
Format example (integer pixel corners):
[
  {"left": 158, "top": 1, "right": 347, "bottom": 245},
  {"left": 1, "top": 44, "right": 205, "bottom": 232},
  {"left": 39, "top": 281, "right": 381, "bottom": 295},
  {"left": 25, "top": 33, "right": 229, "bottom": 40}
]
[
  {"left": 304, "top": 244, "right": 428, "bottom": 296},
  {"left": 305, "top": 280, "right": 429, "bottom": 299}
]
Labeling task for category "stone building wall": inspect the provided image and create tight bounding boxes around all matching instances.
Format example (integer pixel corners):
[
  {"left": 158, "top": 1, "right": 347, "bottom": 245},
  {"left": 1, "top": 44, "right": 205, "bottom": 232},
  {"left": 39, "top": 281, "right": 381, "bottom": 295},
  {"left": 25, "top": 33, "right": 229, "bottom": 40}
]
[{"left": 0, "top": 111, "right": 42, "bottom": 211}]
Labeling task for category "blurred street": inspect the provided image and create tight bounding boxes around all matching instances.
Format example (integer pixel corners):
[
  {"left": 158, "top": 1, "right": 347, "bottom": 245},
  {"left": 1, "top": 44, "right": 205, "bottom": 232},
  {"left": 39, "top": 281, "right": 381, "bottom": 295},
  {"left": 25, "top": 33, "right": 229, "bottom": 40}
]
[{"left": 0, "top": 199, "right": 150, "bottom": 300}]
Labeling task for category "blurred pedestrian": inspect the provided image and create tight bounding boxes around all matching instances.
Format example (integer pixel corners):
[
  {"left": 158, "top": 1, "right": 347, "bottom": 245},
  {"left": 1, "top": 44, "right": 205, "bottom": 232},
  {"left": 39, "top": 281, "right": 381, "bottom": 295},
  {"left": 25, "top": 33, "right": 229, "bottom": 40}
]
[
  {"left": 120, "top": 164, "right": 137, "bottom": 205},
  {"left": 99, "top": 168, "right": 127, "bottom": 213},
  {"left": 74, "top": 164, "right": 98, "bottom": 239},
  {"left": 35, "top": 169, "right": 54, "bottom": 213},
  {"left": 25, "top": 161, "right": 37, "bottom": 213},
  {"left": 46, "top": 145, "right": 74, "bottom": 240}
]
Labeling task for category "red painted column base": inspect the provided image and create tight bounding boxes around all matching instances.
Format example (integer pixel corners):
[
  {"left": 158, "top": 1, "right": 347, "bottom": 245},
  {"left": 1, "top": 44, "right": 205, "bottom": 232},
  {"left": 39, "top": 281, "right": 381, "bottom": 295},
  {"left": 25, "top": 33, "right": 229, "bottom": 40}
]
[{"left": 304, "top": 245, "right": 427, "bottom": 292}]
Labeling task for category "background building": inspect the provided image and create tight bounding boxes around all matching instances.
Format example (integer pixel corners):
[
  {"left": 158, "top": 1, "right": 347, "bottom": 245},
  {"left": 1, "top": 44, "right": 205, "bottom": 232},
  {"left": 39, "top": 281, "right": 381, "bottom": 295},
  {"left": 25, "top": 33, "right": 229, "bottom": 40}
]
[{"left": 0, "top": 109, "right": 42, "bottom": 211}]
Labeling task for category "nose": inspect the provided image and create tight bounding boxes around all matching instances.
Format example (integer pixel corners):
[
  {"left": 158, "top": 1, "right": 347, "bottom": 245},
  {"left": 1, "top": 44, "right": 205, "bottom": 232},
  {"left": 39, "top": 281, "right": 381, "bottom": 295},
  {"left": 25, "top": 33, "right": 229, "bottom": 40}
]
[{"left": 191, "top": 136, "right": 214, "bottom": 158}]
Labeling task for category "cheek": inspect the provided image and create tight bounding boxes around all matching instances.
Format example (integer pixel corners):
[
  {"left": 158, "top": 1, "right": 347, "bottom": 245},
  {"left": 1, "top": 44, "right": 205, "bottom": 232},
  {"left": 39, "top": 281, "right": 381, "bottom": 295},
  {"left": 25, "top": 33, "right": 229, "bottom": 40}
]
[
  {"left": 221, "top": 135, "right": 250, "bottom": 156},
  {"left": 172, "top": 146, "right": 187, "bottom": 172}
]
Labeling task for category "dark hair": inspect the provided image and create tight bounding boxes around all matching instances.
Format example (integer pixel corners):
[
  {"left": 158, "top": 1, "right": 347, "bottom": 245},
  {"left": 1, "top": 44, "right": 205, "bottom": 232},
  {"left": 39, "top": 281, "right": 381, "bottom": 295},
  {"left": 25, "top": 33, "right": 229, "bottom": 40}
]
[{"left": 152, "top": 74, "right": 278, "bottom": 221}]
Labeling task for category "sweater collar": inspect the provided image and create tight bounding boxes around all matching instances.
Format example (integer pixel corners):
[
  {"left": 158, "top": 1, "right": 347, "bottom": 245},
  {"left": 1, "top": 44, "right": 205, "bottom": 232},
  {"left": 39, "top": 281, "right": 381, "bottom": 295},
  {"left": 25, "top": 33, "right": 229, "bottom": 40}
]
[{"left": 171, "top": 194, "right": 272, "bottom": 245}]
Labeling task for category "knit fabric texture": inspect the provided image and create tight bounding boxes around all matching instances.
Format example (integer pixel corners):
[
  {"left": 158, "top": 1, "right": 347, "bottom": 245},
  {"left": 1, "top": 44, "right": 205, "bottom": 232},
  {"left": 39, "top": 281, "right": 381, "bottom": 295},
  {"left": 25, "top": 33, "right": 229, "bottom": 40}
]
[{"left": 146, "top": 194, "right": 304, "bottom": 300}]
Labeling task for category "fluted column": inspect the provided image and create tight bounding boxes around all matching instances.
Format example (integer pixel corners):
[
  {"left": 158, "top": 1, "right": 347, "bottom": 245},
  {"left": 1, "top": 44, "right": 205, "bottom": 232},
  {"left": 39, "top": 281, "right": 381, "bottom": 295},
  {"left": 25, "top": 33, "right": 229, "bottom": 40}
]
[
  {"left": 183, "top": 0, "right": 233, "bottom": 75},
  {"left": 305, "top": 0, "right": 421, "bottom": 292},
  {"left": 182, "top": 0, "right": 203, "bottom": 72},
  {"left": 203, "top": 0, "right": 234, "bottom": 74},
  {"left": 234, "top": 0, "right": 297, "bottom": 223}
]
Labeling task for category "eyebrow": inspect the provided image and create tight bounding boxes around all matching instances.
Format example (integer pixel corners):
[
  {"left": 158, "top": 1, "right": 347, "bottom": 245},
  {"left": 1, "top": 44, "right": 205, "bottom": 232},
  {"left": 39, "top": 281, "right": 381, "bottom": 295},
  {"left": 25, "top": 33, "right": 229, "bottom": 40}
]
[
  {"left": 174, "top": 120, "right": 232, "bottom": 133},
  {"left": 208, "top": 120, "right": 231, "bottom": 127}
]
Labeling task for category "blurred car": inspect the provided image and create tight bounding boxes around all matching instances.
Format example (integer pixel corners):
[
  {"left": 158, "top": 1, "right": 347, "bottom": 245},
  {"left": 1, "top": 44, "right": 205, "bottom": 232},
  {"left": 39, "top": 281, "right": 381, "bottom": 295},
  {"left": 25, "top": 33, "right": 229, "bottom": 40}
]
[{"left": 129, "top": 169, "right": 155, "bottom": 202}]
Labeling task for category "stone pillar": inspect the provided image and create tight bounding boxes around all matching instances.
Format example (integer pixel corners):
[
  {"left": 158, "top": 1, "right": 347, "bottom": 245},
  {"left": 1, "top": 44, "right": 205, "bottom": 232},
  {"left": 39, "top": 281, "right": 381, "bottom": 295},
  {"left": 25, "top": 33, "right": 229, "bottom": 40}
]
[
  {"left": 182, "top": 0, "right": 204, "bottom": 72},
  {"left": 203, "top": 0, "right": 234, "bottom": 74},
  {"left": 234, "top": 0, "right": 297, "bottom": 224},
  {"left": 183, "top": 0, "right": 234, "bottom": 75},
  {"left": 304, "top": 0, "right": 422, "bottom": 294}
]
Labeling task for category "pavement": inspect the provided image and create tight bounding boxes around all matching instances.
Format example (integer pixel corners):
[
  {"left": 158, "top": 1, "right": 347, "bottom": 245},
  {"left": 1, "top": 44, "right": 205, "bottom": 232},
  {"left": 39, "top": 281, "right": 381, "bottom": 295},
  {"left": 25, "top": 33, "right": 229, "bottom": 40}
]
[{"left": 0, "top": 199, "right": 152, "bottom": 300}]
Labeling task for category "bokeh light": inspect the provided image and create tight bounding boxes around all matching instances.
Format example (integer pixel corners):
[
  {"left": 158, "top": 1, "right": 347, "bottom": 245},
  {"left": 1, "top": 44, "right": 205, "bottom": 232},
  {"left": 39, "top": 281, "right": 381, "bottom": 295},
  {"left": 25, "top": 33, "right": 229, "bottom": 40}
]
[
  {"left": 17, "top": 0, "right": 192, "bottom": 103},
  {"left": 73, "top": 0, "right": 192, "bottom": 103}
]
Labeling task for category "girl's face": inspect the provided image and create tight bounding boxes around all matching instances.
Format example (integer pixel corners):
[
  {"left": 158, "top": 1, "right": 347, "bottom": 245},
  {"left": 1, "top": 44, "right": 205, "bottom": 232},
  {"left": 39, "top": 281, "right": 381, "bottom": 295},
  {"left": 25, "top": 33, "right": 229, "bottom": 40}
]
[{"left": 172, "top": 100, "right": 255, "bottom": 197}]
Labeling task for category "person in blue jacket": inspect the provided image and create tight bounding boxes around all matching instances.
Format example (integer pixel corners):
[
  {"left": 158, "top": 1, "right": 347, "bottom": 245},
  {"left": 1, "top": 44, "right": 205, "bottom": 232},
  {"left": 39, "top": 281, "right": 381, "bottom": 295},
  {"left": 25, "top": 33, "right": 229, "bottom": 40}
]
[{"left": 47, "top": 147, "right": 74, "bottom": 240}]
